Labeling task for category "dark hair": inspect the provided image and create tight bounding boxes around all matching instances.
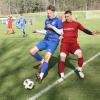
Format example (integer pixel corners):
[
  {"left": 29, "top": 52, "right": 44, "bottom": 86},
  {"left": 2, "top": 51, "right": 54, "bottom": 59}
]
[
  {"left": 47, "top": 5, "right": 56, "bottom": 12},
  {"left": 64, "top": 10, "right": 72, "bottom": 15}
]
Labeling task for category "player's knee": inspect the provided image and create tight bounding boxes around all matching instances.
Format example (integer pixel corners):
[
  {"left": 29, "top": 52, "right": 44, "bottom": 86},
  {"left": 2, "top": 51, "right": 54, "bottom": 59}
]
[
  {"left": 44, "top": 52, "right": 52, "bottom": 63},
  {"left": 60, "top": 52, "right": 66, "bottom": 58},
  {"left": 60, "top": 52, "right": 66, "bottom": 61},
  {"left": 74, "top": 49, "right": 83, "bottom": 58},
  {"left": 30, "top": 46, "right": 38, "bottom": 55},
  {"left": 30, "top": 49, "right": 34, "bottom": 55}
]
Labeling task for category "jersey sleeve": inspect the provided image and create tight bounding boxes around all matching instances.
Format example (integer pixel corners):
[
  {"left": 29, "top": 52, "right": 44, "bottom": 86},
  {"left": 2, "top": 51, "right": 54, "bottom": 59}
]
[
  {"left": 77, "top": 22, "right": 85, "bottom": 31},
  {"left": 57, "top": 18, "right": 62, "bottom": 29},
  {"left": 44, "top": 19, "right": 48, "bottom": 30}
]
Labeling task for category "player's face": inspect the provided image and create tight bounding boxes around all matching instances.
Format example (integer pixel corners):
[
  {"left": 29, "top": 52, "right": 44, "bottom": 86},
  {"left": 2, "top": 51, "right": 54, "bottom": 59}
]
[
  {"left": 47, "top": 10, "right": 55, "bottom": 19},
  {"left": 65, "top": 13, "right": 72, "bottom": 22}
]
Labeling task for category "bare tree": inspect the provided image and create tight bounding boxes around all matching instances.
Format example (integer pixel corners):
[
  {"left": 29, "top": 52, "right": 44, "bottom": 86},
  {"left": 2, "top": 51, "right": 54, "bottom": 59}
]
[{"left": 0, "top": 0, "right": 100, "bottom": 15}]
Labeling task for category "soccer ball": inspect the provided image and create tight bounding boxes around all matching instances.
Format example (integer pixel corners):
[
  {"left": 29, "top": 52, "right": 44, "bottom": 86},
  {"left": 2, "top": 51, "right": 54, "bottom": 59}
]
[{"left": 23, "top": 79, "right": 34, "bottom": 89}]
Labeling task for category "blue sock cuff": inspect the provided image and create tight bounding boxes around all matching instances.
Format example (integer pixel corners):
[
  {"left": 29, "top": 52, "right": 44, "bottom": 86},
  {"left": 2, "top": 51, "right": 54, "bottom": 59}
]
[
  {"left": 32, "top": 53, "right": 42, "bottom": 61},
  {"left": 41, "top": 62, "right": 48, "bottom": 74}
]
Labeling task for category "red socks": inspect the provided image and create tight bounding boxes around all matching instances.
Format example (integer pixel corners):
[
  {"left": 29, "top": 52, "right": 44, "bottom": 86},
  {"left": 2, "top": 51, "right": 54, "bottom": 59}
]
[
  {"left": 58, "top": 61, "right": 65, "bottom": 73},
  {"left": 58, "top": 57, "right": 83, "bottom": 73},
  {"left": 78, "top": 57, "right": 84, "bottom": 67}
]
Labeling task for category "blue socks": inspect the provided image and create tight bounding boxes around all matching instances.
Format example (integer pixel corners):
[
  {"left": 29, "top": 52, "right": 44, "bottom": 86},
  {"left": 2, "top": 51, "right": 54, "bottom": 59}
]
[
  {"left": 32, "top": 53, "right": 48, "bottom": 78},
  {"left": 41, "top": 62, "right": 48, "bottom": 74},
  {"left": 32, "top": 53, "right": 42, "bottom": 61}
]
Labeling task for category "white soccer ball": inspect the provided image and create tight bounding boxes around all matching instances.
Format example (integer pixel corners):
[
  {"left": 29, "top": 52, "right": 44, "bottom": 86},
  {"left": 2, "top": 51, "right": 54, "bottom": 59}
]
[{"left": 23, "top": 79, "right": 34, "bottom": 89}]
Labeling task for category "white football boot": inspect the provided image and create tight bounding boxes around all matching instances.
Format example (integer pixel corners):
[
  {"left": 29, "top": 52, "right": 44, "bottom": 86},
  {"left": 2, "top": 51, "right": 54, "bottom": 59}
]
[
  {"left": 57, "top": 73, "right": 64, "bottom": 83},
  {"left": 76, "top": 67, "right": 84, "bottom": 79},
  {"left": 57, "top": 77, "right": 64, "bottom": 83}
]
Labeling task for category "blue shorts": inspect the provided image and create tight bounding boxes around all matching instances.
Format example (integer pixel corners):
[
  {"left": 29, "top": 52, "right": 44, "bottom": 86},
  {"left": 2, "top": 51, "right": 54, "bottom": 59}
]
[
  {"left": 36, "top": 40, "right": 59, "bottom": 54},
  {"left": 20, "top": 24, "right": 25, "bottom": 32}
]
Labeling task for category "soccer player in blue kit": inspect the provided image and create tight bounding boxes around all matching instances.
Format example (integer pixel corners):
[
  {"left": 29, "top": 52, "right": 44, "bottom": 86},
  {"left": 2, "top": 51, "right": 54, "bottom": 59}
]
[
  {"left": 15, "top": 16, "right": 20, "bottom": 29},
  {"left": 19, "top": 15, "right": 26, "bottom": 37},
  {"left": 30, "top": 5, "right": 63, "bottom": 81}
]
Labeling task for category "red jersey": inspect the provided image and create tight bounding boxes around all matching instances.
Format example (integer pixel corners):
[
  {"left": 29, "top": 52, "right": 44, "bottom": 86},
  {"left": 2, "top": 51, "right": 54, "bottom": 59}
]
[
  {"left": 8, "top": 17, "right": 12, "bottom": 28},
  {"left": 62, "top": 20, "right": 85, "bottom": 42}
]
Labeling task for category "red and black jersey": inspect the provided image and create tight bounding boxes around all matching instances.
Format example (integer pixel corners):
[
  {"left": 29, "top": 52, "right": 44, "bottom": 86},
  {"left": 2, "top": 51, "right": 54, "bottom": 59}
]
[
  {"left": 8, "top": 17, "right": 12, "bottom": 28},
  {"left": 62, "top": 20, "right": 85, "bottom": 42}
]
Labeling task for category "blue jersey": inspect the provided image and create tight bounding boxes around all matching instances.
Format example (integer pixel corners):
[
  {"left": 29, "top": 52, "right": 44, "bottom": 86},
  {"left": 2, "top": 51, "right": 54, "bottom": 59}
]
[
  {"left": 44, "top": 17, "right": 62, "bottom": 42},
  {"left": 20, "top": 17, "right": 26, "bottom": 25},
  {"left": 15, "top": 18, "right": 19, "bottom": 24}
]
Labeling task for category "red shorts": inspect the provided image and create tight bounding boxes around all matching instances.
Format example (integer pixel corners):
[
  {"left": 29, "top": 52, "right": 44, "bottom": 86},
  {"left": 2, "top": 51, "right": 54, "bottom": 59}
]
[
  {"left": 60, "top": 42, "right": 80, "bottom": 55},
  {"left": 8, "top": 24, "right": 12, "bottom": 29}
]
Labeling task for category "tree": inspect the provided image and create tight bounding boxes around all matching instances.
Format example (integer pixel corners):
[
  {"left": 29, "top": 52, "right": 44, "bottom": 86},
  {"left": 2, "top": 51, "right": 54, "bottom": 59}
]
[{"left": 0, "top": 0, "right": 100, "bottom": 15}]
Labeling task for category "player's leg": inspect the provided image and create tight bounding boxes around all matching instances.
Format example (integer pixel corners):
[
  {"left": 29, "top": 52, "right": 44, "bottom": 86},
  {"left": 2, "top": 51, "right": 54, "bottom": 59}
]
[
  {"left": 22, "top": 26, "right": 26, "bottom": 37},
  {"left": 30, "top": 46, "right": 42, "bottom": 61},
  {"left": 74, "top": 49, "right": 84, "bottom": 78},
  {"left": 74, "top": 49, "right": 84, "bottom": 69},
  {"left": 38, "top": 51, "right": 52, "bottom": 80},
  {"left": 23, "top": 29, "right": 26, "bottom": 36},
  {"left": 11, "top": 27, "right": 15, "bottom": 34},
  {"left": 30, "top": 40, "right": 47, "bottom": 66},
  {"left": 58, "top": 52, "right": 67, "bottom": 82},
  {"left": 16, "top": 23, "right": 19, "bottom": 28},
  {"left": 73, "top": 43, "right": 84, "bottom": 78},
  {"left": 58, "top": 43, "right": 68, "bottom": 82},
  {"left": 20, "top": 24, "right": 25, "bottom": 37},
  {"left": 36, "top": 41, "right": 59, "bottom": 80},
  {"left": 30, "top": 46, "right": 44, "bottom": 73},
  {"left": 9, "top": 23, "right": 14, "bottom": 34},
  {"left": 8, "top": 24, "right": 13, "bottom": 34},
  {"left": 10, "top": 27, "right": 15, "bottom": 34}
]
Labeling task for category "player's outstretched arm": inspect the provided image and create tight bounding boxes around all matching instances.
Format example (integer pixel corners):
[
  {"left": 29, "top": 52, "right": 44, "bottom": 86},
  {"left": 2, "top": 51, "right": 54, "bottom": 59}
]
[
  {"left": 32, "top": 29, "right": 37, "bottom": 33},
  {"left": 47, "top": 24, "right": 63, "bottom": 35},
  {"left": 83, "top": 29, "right": 100, "bottom": 35},
  {"left": 32, "top": 29, "right": 47, "bottom": 35},
  {"left": 82, "top": 29, "right": 93, "bottom": 35},
  {"left": 92, "top": 31, "right": 100, "bottom": 35}
]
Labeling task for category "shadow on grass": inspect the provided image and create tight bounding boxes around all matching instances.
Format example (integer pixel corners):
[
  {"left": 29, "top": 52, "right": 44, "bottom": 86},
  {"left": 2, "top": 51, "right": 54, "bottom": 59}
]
[
  {"left": 0, "top": 38, "right": 37, "bottom": 100},
  {"left": 1, "top": 37, "right": 100, "bottom": 100}
]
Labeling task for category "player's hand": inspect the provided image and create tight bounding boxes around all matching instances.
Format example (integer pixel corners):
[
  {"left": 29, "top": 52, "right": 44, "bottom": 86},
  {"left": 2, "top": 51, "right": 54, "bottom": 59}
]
[
  {"left": 32, "top": 29, "right": 36, "bottom": 33},
  {"left": 92, "top": 31, "right": 100, "bottom": 35},
  {"left": 47, "top": 24, "right": 53, "bottom": 29},
  {"left": 59, "top": 36, "right": 63, "bottom": 41}
]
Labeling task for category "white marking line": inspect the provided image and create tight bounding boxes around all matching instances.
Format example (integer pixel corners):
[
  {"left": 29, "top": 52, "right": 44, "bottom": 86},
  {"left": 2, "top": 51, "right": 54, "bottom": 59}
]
[{"left": 28, "top": 52, "right": 100, "bottom": 100}]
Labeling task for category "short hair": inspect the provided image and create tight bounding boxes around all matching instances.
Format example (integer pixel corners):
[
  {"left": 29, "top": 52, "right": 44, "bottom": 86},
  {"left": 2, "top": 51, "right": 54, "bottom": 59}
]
[
  {"left": 47, "top": 5, "right": 56, "bottom": 12},
  {"left": 64, "top": 10, "right": 72, "bottom": 15}
]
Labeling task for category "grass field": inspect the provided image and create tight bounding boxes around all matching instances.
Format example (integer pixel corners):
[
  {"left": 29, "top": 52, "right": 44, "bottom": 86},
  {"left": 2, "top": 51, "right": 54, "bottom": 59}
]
[{"left": 0, "top": 11, "right": 100, "bottom": 100}]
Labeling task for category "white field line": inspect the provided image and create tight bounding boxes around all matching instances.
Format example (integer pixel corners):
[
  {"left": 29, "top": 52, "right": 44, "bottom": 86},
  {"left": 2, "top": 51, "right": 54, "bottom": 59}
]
[{"left": 28, "top": 52, "right": 100, "bottom": 100}]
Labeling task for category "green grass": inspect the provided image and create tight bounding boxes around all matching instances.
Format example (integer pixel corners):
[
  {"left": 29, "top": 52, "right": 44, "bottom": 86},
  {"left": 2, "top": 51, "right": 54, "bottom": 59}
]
[{"left": 0, "top": 12, "right": 100, "bottom": 100}]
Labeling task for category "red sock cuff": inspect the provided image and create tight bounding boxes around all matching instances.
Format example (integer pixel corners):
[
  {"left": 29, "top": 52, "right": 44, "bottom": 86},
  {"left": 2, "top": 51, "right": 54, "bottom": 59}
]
[
  {"left": 78, "top": 57, "right": 84, "bottom": 67},
  {"left": 58, "top": 61, "right": 65, "bottom": 73}
]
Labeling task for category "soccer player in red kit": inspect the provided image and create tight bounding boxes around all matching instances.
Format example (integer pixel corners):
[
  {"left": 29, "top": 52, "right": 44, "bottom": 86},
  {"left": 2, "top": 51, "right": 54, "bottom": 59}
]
[
  {"left": 58, "top": 10, "right": 100, "bottom": 82},
  {"left": 6, "top": 16, "right": 14, "bottom": 34}
]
